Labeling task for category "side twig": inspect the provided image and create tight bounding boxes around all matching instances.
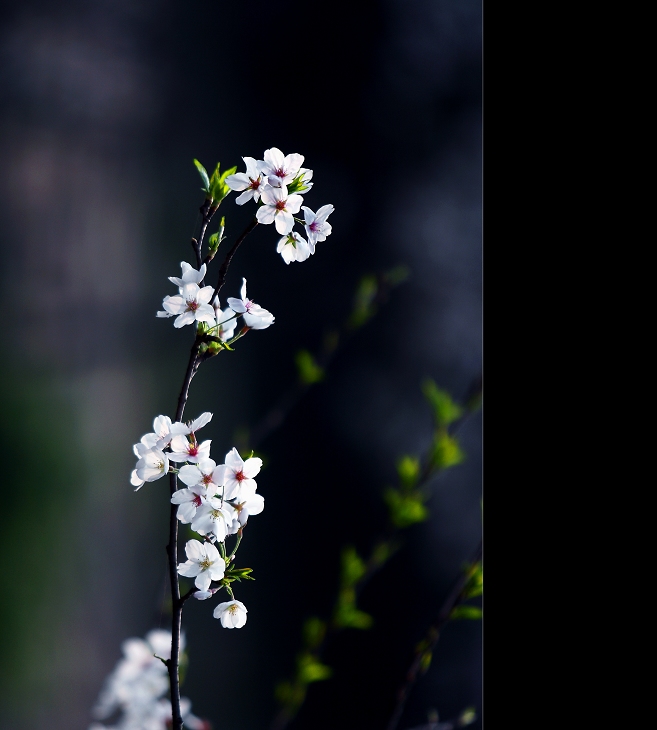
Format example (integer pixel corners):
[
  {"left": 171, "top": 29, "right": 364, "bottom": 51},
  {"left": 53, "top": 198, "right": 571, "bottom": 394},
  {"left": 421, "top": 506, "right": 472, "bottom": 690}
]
[{"left": 385, "top": 540, "right": 483, "bottom": 730}]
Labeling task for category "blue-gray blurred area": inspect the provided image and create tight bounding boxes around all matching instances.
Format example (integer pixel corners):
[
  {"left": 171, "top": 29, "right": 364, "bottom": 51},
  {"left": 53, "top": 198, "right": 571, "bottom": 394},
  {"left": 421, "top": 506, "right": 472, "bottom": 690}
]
[{"left": 0, "top": 0, "right": 481, "bottom": 728}]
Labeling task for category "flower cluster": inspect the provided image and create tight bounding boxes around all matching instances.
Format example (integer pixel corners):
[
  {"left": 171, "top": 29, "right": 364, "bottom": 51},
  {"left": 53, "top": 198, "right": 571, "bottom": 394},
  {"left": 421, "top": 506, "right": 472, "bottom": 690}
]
[
  {"left": 131, "top": 413, "right": 263, "bottom": 625},
  {"left": 225, "top": 147, "right": 334, "bottom": 264},
  {"left": 89, "top": 630, "right": 208, "bottom": 730},
  {"left": 157, "top": 262, "right": 274, "bottom": 332}
]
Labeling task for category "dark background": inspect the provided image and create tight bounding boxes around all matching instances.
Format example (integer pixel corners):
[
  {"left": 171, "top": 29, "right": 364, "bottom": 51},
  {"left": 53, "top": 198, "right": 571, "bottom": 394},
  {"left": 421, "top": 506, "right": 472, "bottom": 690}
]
[{"left": 0, "top": 1, "right": 481, "bottom": 728}]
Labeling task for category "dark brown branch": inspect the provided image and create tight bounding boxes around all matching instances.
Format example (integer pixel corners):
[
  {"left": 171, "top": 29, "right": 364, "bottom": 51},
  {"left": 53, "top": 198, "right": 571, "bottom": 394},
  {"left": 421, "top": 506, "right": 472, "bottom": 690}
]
[
  {"left": 385, "top": 540, "right": 483, "bottom": 730},
  {"left": 166, "top": 338, "right": 201, "bottom": 729},
  {"left": 210, "top": 217, "right": 258, "bottom": 304},
  {"left": 192, "top": 200, "right": 216, "bottom": 272},
  {"left": 165, "top": 214, "right": 259, "bottom": 730}
]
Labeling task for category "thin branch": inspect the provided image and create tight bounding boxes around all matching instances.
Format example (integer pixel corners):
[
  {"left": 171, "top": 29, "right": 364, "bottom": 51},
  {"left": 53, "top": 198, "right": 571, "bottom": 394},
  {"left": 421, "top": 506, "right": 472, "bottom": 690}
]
[
  {"left": 210, "top": 217, "right": 258, "bottom": 304},
  {"left": 164, "top": 213, "right": 259, "bottom": 730},
  {"left": 385, "top": 540, "right": 483, "bottom": 730}
]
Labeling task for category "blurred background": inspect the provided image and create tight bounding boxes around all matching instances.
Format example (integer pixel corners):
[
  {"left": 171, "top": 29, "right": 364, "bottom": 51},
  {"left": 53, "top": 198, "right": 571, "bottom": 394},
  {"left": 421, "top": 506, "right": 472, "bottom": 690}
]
[{"left": 0, "top": 0, "right": 481, "bottom": 728}]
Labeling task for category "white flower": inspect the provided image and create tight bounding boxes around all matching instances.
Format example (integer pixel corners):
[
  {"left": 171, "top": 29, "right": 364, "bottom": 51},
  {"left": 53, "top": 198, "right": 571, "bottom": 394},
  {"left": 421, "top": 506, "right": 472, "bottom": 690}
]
[
  {"left": 132, "top": 447, "right": 169, "bottom": 491},
  {"left": 225, "top": 482, "right": 264, "bottom": 530},
  {"left": 158, "top": 282, "right": 216, "bottom": 328},
  {"left": 178, "top": 458, "right": 226, "bottom": 493},
  {"left": 191, "top": 498, "right": 232, "bottom": 541},
  {"left": 227, "top": 278, "right": 275, "bottom": 330},
  {"left": 301, "top": 204, "right": 335, "bottom": 250},
  {"left": 213, "top": 600, "right": 248, "bottom": 628},
  {"left": 170, "top": 484, "right": 210, "bottom": 524},
  {"left": 225, "top": 157, "right": 267, "bottom": 205},
  {"left": 168, "top": 434, "right": 212, "bottom": 464},
  {"left": 256, "top": 184, "right": 304, "bottom": 235},
  {"left": 259, "top": 147, "right": 304, "bottom": 187},
  {"left": 177, "top": 539, "right": 225, "bottom": 592},
  {"left": 276, "top": 231, "right": 311, "bottom": 264},
  {"left": 221, "top": 447, "right": 262, "bottom": 501},
  {"left": 167, "top": 261, "right": 207, "bottom": 288},
  {"left": 211, "top": 296, "right": 238, "bottom": 341}
]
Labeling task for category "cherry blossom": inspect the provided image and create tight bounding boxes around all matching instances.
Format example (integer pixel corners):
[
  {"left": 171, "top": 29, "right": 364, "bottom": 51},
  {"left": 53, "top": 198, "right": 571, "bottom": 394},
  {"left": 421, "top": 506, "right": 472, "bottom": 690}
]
[
  {"left": 131, "top": 447, "right": 169, "bottom": 491},
  {"left": 213, "top": 600, "right": 248, "bottom": 628},
  {"left": 225, "top": 482, "right": 264, "bottom": 531},
  {"left": 191, "top": 498, "right": 232, "bottom": 541},
  {"left": 256, "top": 184, "right": 304, "bottom": 235},
  {"left": 277, "top": 231, "right": 311, "bottom": 264},
  {"left": 211, "top": 296, "right": 238, "bottom": 341},
  {"left": 168, "top": 261, "right": 207, "bottom": 288},
  {"left": 225, "top": 157, "right": 267, "bottom": 205},
  {"left": 171, "top": 484, "right": 211, "bottom": 524},
  {"left": 178, "top": 458, "right": 226, "bottom": 493},
  {"left": 158, "top": 282, "right": 216, "bottom": 328},
  {"left": 227, "top": 278, "right": 275, "bottom": 330},
  {"left": 259, "top": 147, "right": 304, "bottom": 187},
  {"left": 177, "top": 539, "right": 225, "bottom": 592},
  {"left": 168, "top": 434, "right": 212, "bottom": 464},
  {"left": 302, "top": 204, "right": 335, "bottom": 250},
  {"left": 221, "top": 447, "right": 263, "bottom": 501}
]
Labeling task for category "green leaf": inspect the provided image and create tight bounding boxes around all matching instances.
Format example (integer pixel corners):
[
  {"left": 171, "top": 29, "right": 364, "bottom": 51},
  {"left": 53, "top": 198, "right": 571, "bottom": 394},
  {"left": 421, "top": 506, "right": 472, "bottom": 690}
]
[
  {"left": 430, "top": 431, "right": 465, "bottom": 470},
  {"left": 340, "top": 546, "right": 366, "bottom": 587},
  {"left": 348, "top": 274, "right": 378, "bottom": 329},
  {"left": 450, "top": 605, "right": 482, "bottom": 620},
  {"left": 334, "top": 602, "right": 373, "bottom": 630},
  {"left": 463, "top": 561, "right": 483, "bottom": 599},
  {"left": 193, "top": 159, "right": 210, "bottom": 193},
  {"left": 458, "top": 707, "right": 477, "bottom": 726},
  {"left": 397, "top": 455, "right": 421, "bottom": 489},
  {"left": 422, "top": 380, "right": 463, "bottom": 427},
  {"left": 384, "top": 487, "right": 429, "bottom": 528},
  {"left": 302, "top": 617, "right": 327, "bottom": 650},
  {"left": 297, "top": 652, "right": 332, "bottom": 683},
  {"left": 295, "top": 349, "right": 324, "bottom": 384}
]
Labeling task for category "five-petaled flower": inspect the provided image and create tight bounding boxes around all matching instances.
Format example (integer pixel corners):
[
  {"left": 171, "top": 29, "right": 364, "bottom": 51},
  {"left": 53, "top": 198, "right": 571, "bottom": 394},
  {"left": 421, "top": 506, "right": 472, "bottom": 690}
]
[
  {"left": 177, "top": 539, "right": 225, "bottom": 592},
  {"left": 213, "top": 600, "right": 248, "bottom": 628},
  {"left": 221, "top": 447, "right": 263, "bottom": 501},
  {"left": 225, "top": 157, "right": 267, "bottom": 205},
  {"left": 302, "top": 204, "right": 335, "bottom": 250},
  {"left": 256, "top": 184, "right": 304, "bottom": 235},
  {"left": 259, "top": 147, "right": 304, "bottom": 188},
  {"left": 227, "top": 278, "right": 275, "bottom": 329},
  {"left": 159, "top": 282, "right": 216, "bottom": 328}
]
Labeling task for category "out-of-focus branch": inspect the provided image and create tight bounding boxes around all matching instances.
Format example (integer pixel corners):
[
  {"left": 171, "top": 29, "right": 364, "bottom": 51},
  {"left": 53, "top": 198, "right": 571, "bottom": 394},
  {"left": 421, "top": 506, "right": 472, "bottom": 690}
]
[{"left": 385, "top": 541, "right": 483, "bottom": 730}]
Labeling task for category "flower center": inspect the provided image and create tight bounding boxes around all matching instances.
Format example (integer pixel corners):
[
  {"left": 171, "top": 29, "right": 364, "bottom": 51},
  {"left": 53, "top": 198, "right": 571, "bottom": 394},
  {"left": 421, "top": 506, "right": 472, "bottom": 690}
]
[
  {"left": 188, "top": 445, "right": 199, "bottom": 457},
  {"left": 199, "top": 559, "right": 212, "bottom": 570},
  {"left": 274, "top": 167, "right": 286, "bottom": 178},
  {"left": 228, "top": 604, "right": 238, "bottom": 614},
  {"left": 202, "top": 474, "right": 213, "bottom": 484},
  {"left": 193, "top": 495, "right": 202, "bottom": 507},
  {"left": 235, "top": 470, "right": 245, "bottom": 482},
  {"left": 249, "top": 177, "right": 261, "bottom": 189},
  {"left": 309, "top": 221, "right": 319, "bottom": 232},
  {"left": 275, "top": 199, "right": 287, "bottom": 211},
  {"left": 187, "top": 300, "right": 199, "bottom": 311}
]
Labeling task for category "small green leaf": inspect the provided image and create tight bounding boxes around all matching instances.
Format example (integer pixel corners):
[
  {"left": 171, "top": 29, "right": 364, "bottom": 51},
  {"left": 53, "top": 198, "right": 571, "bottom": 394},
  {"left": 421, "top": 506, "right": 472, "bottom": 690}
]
[
  {"left": 295, "top": 349, "right": 324, "bottom": 384},
  {"left": 450, "top": 605, "right": 482, "bottom": 620},
  {"left": 340, "top": 546, "right": 366, "bottom": 587},
  {"left": 297, "top": 652, "right": 332, "bottom": 683},
  {"left": 348, "top": 274, "right": 378, "bottom": 329},
  {"left": 193, "top": 159, "right": 210, "bottom": 193},
  {"left": 458, "top": 707, "right": 477, "bottom": 726},
  {"left": 419, "top": 648, "right": 432, "bottom": 673},
  {"left": 422, "top": 380, "right": 464, "bottom": 427},
  {"left": 431, "top": 431, "right": 465, "bottom": 470},
  {"left": 302, "top": 617, "right": 327, "bottom": 650},
  {"left": 463, "top": 561, "right": 483, "bottom": 598},
  {"left": 397, "top": 455, "right": 421, "bottom": 489},
  {"left": 384, "top": 487, "right": 429, "bottom": 528}
]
